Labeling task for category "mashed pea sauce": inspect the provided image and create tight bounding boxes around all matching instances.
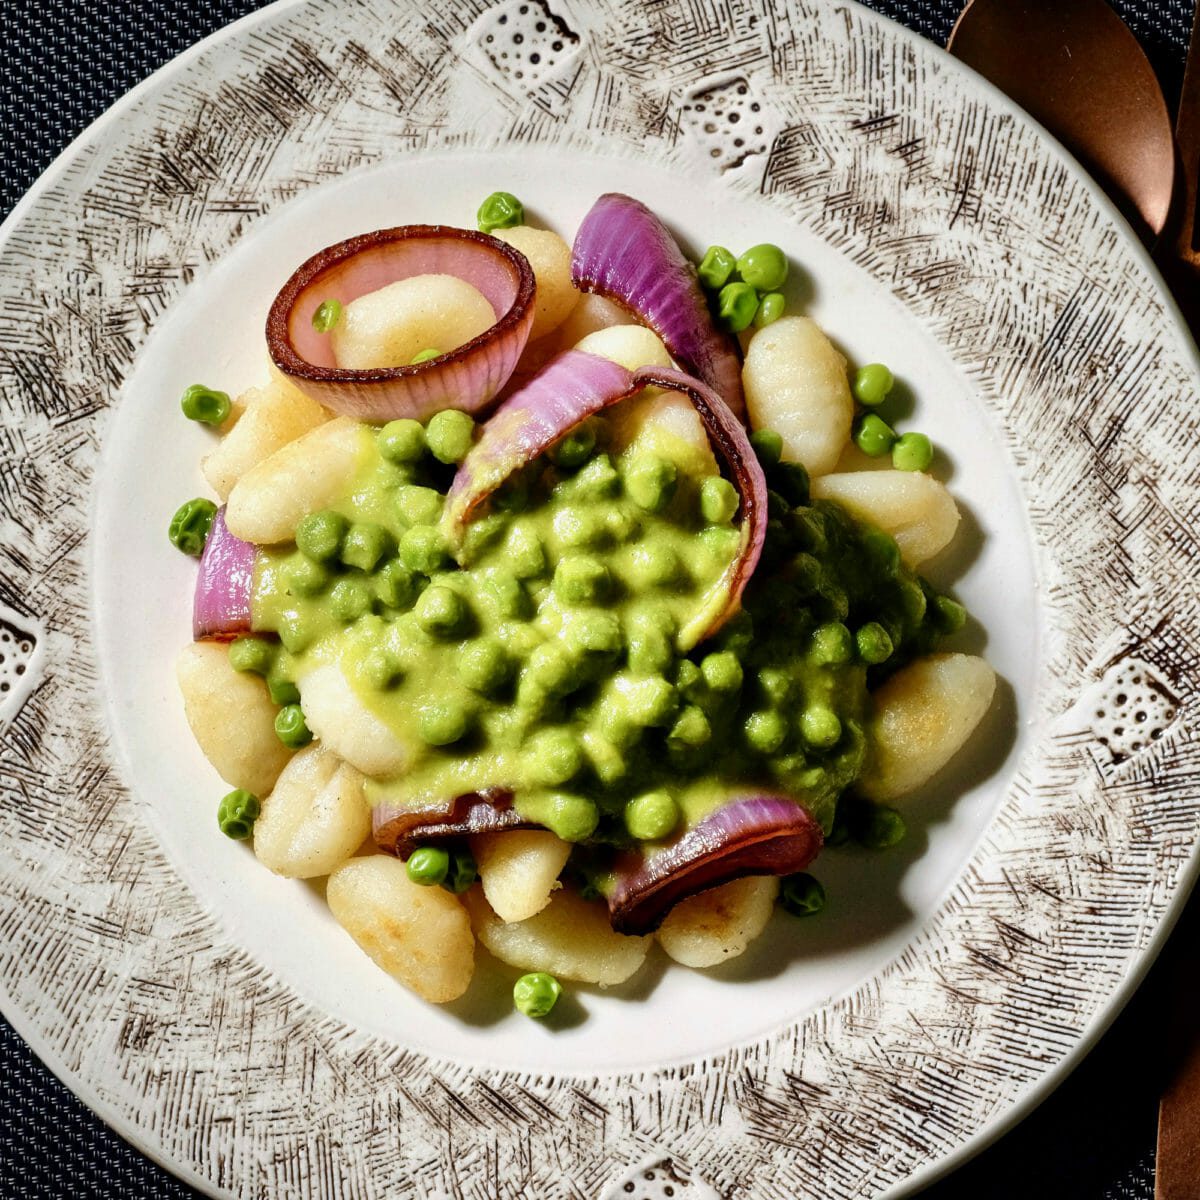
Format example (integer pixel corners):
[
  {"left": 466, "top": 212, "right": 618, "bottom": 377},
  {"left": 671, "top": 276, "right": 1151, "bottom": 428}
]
[{"left": 248, "top": 407, "right": 956, "bottom": 849}]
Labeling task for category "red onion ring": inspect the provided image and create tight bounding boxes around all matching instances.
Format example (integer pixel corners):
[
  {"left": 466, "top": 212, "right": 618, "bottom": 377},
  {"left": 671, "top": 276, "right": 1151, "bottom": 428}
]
[
  {"left": 193, "top": 506, "right": 255, "bottom": 640},
  {"left": 443, "top": 350, "right": 766, "bottom": 647},
  {"left": 373, "top": 788, "right": 526, "bottom": 857},
  {"left": 571, "top": 192, "right": 746, "bottom": 418},
  {"left": 608, "top": 793, "right": 824, "bottom": 934},
  {"left": 266, "top": 226, "right": 536, "bottom": 422}
]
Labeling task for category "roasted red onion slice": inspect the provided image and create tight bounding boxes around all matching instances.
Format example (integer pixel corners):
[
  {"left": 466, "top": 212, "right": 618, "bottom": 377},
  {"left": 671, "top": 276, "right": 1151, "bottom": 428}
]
[
  {"left": 373, "top": 788, "right": 528, "bottom": 857},
  {"left": 267, "top": 226, "right": 536, "bottom": 422},
  {"left": 444, "top": 350, "right": 766, "bottom": 647},
  {"left": 193, "top": 507, "right": 255, "bottom": 640},
  {"left": 571, "top": 192, "right": 745, "bottom": 418},
  {"left": 608, "top": 794, "right": 823, "bottom": 935}
]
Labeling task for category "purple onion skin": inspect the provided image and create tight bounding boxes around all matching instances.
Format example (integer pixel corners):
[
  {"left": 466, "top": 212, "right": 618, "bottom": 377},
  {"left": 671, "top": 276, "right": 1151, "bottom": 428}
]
[
  {"left": 571, "top": 192, "right": 745, "bottom": 418},
  {"left": 193, "top": 507, "right": 255, "bottom": 640},
  {"left": 608, "top": 794, "right": 823, "bottom": 935},
  {"left": 373, "top": 789, "right": 528, "bottom": 858}
]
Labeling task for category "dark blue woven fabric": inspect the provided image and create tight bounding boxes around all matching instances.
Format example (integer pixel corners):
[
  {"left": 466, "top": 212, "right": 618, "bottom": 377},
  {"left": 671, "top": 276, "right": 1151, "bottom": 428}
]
[{"left": 0, "top": 1, "right": 1193, "bottom": 1195}]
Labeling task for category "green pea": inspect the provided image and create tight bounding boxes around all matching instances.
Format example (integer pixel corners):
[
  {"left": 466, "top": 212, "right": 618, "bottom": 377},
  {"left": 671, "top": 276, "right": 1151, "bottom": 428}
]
[
  {"left": 552, "top": 505, "right": 609, "bottom": 549},
  {"left": 750, "top": 428, "right": 783, "bottom": 468},
  {"left": 625, "top": 790, "right": 679, "bottom": 840},
  {"left": 767, "top": 488, "right": 791, "bottom": 520},
  {"left": 699, "top": 525, "right": 742, "bottom": 566},
  {"left": 378, "top": 419, "right": 426, "bottom": 464},
  {"left": 566, "top": 453, "right": 619, "bottom": 499},
  {"left": 550, "top": 555, "right": 606, "bottom": 605},
  {"left": 744, "top": 710, "right": 788, "bottom": 753},
  {"left": 562, "top": 610, "right": 623, "bottom": 659},
  {"left": 482, "top": 571, "right": 530, "bottom": 619},
  {"left": 856, "top": 621, "right": 894, "bottom": 665},
  {"left": 410, "top": 347, "right": 441, "bottom": 364},
  {"left": 697, "top": 245, "right": 736, "bottom": 290},
  {"left": 700, "top": 476, "right": 739, "bottom": 524},
  {"left": 717, "top": 610, "right": 754, "bottom": 656},
  {"left": 583, "top": 732, "right": 629, "bottom": 786},
  {"left": 477, "top": 190, "right": 524, "bottom": 233},
  {"left": 617, "top": 674, "right": 678, "bottom": 726},
  {"left": 425, "top": 409, "right": 475, "bottom": 464},
  {"left": 228, "top": 636, "right": 274, "bottom": 676},
  {"left": 627, "top": 627, "right": 673, "bottom": 675},
  {"left": 854, "top": 413, "right": 897, "bottom": 458},
  {"left": 540, "top": 793, "right": 599, "bottom": 842},
  {"left": 773, "top": 461, "right": 810, "bottom": 506},
  {"left": 493, "top": 476, "right": 530, "bottom": 513},
  {"left": 361, "top": 646, "right": 402, "bottom": 690},
  {"left": 736, "top": 243, "right": 788, "bottom": 291},
  {"left": 524, "top": 642, "right": 575, "bottom": 697},
  {"left": 668, "top": 704, "right": 711, "bottom": 747},
  {"left": 898, "top": 578, "right": 927, "bottom": 626},
  {"left": 718, "top": 281, "right": 759, "bottom": 332},
  {"left": 417, "top": 701, "right": 472, "bottom": 746},
  {"left": 462, "top": 512, "right": 511, "bottom": 561},
  {"left": 810, "top": 621, "right": 853, "bottom": 665},
  {"left": 780, "top": 873, "right": 826, "bottom": 917},
  {"left": 933, "top": 595, "right": 967, "bottom": 634},
  {"left": 892, "top": 431, "right": 933, "bottom": 472},
  {"left": 627, "top": 543, "right": 681, "bottom": 589},
  {"left": 442, "top": 847, "right": 478, "bottom": 893},
  {"left": 273, "top": 616, "right": 310, "bottom": 656},
  {"left": 503, "top": 524, "right": 546, "bottom": 579},
  {"left": 274, "top": 703, "right": 313, "bottom": 748},
  {"left": 267, "top": 669, "right": 300, "bottom": 707},
  {"left": 757, "top": 667, "right": 793, "bottom": 705},
  {"left": 605, "top": 507, "right": 640, "bottom": 543},
  {"left": 862, "top": 527, "right": 900, "bottom": 577},
  {"left": 513, "top": 972, "right": 562, "bottom": 1019},
  {"left": 754, "top": 292, "right": 785, "bottom": 328},
  {"left": 398, "top": 525, "right": 450, "bottom": 574},
  {"left": 406, "top": 846, "right": 449, "bottom": 887},
  {"left": 375, "top": 559, "right": 419, "bottom": 609},
  {"left": 853, "top": 362, "right": 894, "bottom": 406},
  {"left": 415, "top": 585, "right": 468, "bottom": 638},
  {"left": 701, "top": 650, "right": 743, "bottom": 692},
  {"left": 859, "top": 805, "right": 907, "bottom": 849},
  {"left": 296, "top": 510, "right": 348, "bottom": 563},
  {"left": 341, "top": 522, "right": 392, "bottom": 573},
  {"left": 168, "top": 498, "right": 217, "bottom": 557},
  {"left": 675, "top": 658, "right": 703, "bottom": 698},
  {"left": 180, "top": 383, "right": 231, "bottom": 426},
  {"left": 549, "top": 423, "right": 596, "bottom": 469},
  {"left": 330, "top": 577, "right": 373, "bottom": 623},
  {"left": 526, "top": 728, "right": 584, "bottom": 786},
  {"left": 217, "top": 788, "right": 260, "bottom": 840},
  {"left": 394, "top": 485, "right": 443, "bottom": 529},
  {"left": 311, "top": 299, "right": 343, "bottom": 333},
  {"left": 800, "top": 706, "right": 841, "bottom": 750},
  {"left": 622, "top": 454, "right": 677, "bottom": 512},
  {"left": 458, "top": 638, "right": 512, "bottom": 693},
  {"left": 286, "top": 556, "right": 330, "bottom": 597}
]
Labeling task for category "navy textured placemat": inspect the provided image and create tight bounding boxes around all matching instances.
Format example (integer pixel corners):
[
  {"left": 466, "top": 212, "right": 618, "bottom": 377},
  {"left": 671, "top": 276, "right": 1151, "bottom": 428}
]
[{"left": 0, "top": 1, "right": 1194, "bottom": 1196}]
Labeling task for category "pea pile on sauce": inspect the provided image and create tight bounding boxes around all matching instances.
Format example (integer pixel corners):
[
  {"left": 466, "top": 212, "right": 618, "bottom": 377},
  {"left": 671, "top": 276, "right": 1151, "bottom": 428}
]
[{"left": 231, "top": 399, "right": 962, "bottom": 863}]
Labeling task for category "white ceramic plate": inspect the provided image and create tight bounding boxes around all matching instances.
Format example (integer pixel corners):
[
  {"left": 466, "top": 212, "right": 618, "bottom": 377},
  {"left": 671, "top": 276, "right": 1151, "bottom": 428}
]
[{"left": 2, "top": 1, "right": 1198, "bottom": 1197}]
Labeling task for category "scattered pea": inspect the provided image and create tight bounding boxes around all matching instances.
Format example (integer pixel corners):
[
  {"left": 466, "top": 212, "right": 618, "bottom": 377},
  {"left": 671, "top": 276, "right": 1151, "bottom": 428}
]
[
  {"left": 853, "top": 413, "right": 897, "bottom": 458},
  {"left": 862, "top": 527, "right": 900, "bottom": 576},
  {"left": 567, "top": 453, "right": 619, "bottom": 498},
  {"left": 668, "top": 705, "right": 711, "bottom": 748},
  {"left": 562, "top": 609, "right": 623, "bottom": 658},
  {"left": 168, "top": 498, "right": 217, "bottom": 557},
  {"left": 311, "top": 299, "right": 343, "bottom": 333},
  {"left": 701, "top": 650, "right": 743, "bottom": 692},
  {"left": 296, "top": 510, "right": 348, "bottom": 562},
  {"left": 526, "top": 728, "right": 584, "bottom": 785},
  {"left": 810, "top": 622, "right": 853, "bottom": 665},
  {"left": 361, "top": 646, "right": 402, "bottom": 690},
  {"left": 780, "top": 873, "right": 826, "bottom": 917},
  {"left": 341, "top": 522, "right": 392, "bottom": 573},
  {"left": 892, "top": 431, "right": 933, "bottom": 472},
  {"left": 406, "top": 846, "right": 450, "bottom": 887},
  {"left": 675, "top": 658, "right": 703, "bottom": 697},
  {"left": 228, "top": 636, "right": 274, "bottom": 676},
  {"left": 800, "top": 706, "right": 841, "bottom": 750},
  {"left": 180, "top": 383, "right": 231, "bottom": 426},
  {"left": 552, "top": 505, "right": 609, "bottom": 549},
  {"left": 330, "top": 577, "right": 373, "bottom": 623},
  {"left": 274, "top": 703, "right": 313, "bottom": 749},
  {"left": 539, "top": 793, "right": 599, "bottom": 842},
  {"left": 549, "top": 423, "right": 596, "bottom": 469},
  {"left": 217, "top": 789, "right": 260, "bottom": 840},
  {"left": 443, "top": 847, "right": 479, "bottom": 893},
  {"left": 933, "top": 595, "right": 967, "bottom": 634},
  {"left": 524, "top": 642, "right": 575, "bottom": 697},
  {"left": 626, "top": 626, "right": 673, "bottom": 675},
  {"left": 616, "top": 674, "right": 678, "bottom": 727},
  {"left": 551, "top": 555, "right": 608, "bottom": 605},
  {"left": 736, "top": 243, "right": 788, "bottom": 291},
  {"left": 287, "top": 556, "right": 331, "bottom": 597},
  {"left": 853, "top": 363, "right": 894, "bottom": 407},
  {"left": 415, "top": 585, "right": 469, "bottom": 638},
  {"left": 757, "top": 667, "right": 793, "bottom": 705},
  {"left": 856, "top": 621, "right": 894, "bottom": 665},
  {"left": 398, "top": 525, "right": 450, "bottom": 574},
  {"left": 375, "top": 559, "right": 419, "bottom": 609},
  {"left": 626, "top": 543, "right": 681, "bottom": 589},
  {"left": 749, "top": 428, "right": 783, "bottom": 467},
  {"left": 860, "top": 805, "right": 907, "bottom": 849},
  {"left": 624, "top": 454, "right": 677, "bottom": 512},
  {"left": 410, "top": 347, "right": 441, "bottom": 364},
  {"left": 744, "top": 710, "right": 788, "bottom": 754},
  {"left": 378, "top": 419, "right": 426, "bottom": 464},
  {"left": 477, "top": 190, "right": 524, "bottom": 233},
  {"left": 504, "top": 524, "right": 546, "bottom": 578},
  {"left": 754, "top": 292, "right": 786, "bottom": 327},
  {"left": 267, "top": 671, "right": 300, "bottom": 707},
  {"left": 458, "top": 638, "right": 512, "bottom": 693},
  {"left": 718, "top": 281, "right": 759, "bottom": 332},
  {"left": 513, "top": 972, "right": 562, "bottom": 1019},
  {"left": 700, "top": 476, "right": 739, "bottom": 525},
  {"left": 482, "top": 571, "right": 530, "bottom": 619},
  {"left": 625, "top": 790, "right": 680, "bottom": 840},
  {"left": 418, "top": 701, "right": 472, "bottom": 746},
  {"left": 772, "top": 461, "right": 810, "bottom": 506},
  {"left": 697, "top": 245, "right": 736, "bottom": 290},
  {"left": 425, "top": 409, "right": 475, "bottom": 464}
]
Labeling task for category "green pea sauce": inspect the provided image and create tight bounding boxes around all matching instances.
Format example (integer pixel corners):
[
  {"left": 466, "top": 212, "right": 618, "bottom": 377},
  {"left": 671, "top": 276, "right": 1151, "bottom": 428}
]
[{"left": 250, "top": 409, "right": 956, "bottom": 857}]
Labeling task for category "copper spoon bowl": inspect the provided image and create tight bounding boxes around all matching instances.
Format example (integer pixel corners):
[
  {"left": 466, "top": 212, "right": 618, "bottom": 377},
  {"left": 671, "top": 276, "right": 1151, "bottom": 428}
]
[{"left": 947, "top": 0, "right": 1175, "bottom": 241}]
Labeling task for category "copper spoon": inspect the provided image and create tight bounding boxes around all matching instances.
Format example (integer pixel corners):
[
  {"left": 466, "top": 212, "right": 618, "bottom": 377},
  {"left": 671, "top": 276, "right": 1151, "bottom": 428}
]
[{"left": 947, "top": 0, "right": 1175, "bottom": 241}]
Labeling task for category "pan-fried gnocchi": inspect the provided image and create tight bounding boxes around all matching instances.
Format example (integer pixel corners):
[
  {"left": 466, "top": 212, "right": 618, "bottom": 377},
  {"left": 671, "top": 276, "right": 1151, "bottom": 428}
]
[{"left": 173, "top": 191, "right": 1000, "bottom": 1017}]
